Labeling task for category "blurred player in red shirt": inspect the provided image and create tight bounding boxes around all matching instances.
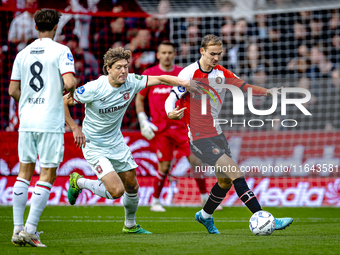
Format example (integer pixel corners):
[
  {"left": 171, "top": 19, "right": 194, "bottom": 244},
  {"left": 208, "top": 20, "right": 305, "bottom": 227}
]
[{"left": 136, "top": 41, "right": 217, "bottom": 212}]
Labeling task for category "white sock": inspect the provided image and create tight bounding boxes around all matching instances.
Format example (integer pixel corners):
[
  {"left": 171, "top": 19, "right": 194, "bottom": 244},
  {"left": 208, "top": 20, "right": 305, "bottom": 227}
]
[
  {"left": 123, "top": 192, "right": 139, "bottom": 228},
  {"left": 13, "top": 177, "right": 30, "bottom": 228},
  {"left": 152, "top": 197, "right": 160, "bottom": 205},
  {"left": 26, "top": 181, "right": 52, "bottom": 234},
  {"left": 200, "top": 193, "right": 209, "bottom": 202},
  {"left": 82, "top": 179, "right": 113, "bottom": 199},
  {"left": 201, "top": 209, "right": 212, "bottom": 219}
]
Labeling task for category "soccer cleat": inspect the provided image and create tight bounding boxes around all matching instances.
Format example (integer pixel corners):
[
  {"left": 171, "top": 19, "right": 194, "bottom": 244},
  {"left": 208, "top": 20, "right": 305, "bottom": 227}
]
[
  {"left": 68, "top": 172, "right": 83, "bottom": 205},
  {"left": 150, "top": 202, "right": 166, "bottom": 212},
  {"left": 274, "top": 217, "right": 293, "bottom": 230},
  {"left": 195, "top": 211, "right": 220, "bottom": 234},
  {"left": 11, "top": 230, "right": 25, "bottom": 246},
  {"left": 122, "top": 224, "right": 152, "bottom": 234},
  {"left": 19, "top": 228, "right": 46, "bottom": 247}
]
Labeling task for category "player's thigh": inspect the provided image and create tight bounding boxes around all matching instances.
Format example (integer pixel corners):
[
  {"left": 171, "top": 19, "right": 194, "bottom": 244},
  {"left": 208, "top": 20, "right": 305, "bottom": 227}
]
[
  {"left": 36, "top": 132, "right": 64, "bottom": 168},
  {"left": 118, "top": 169, "right": 139, "bottom": 193},
  {"left": 215, "top": 154, "right": 244, "bottom": 180},
  {"left": 190, "top": 135, "right": 230, "bottom": 167},
  {"left": 18, "top": 131, "right": 38, "bottom": 164},
  {"left": 153, "top": 130, "right": 173, "bottom": 162}
]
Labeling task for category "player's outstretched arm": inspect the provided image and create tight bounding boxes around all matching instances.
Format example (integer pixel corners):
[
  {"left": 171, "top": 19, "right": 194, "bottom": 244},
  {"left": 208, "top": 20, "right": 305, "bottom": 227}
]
[
  {"left": 9, "top": 81, "right": 21, "bottom": 102},
  {"left": 62, "top": 73, "right": 77, "bottom": 94},
  {"left": 147, "top": 75, "right": 200, "bottom": 93},
  {"left": 63, "top": 94, "right": 86, "bottom": 148}
]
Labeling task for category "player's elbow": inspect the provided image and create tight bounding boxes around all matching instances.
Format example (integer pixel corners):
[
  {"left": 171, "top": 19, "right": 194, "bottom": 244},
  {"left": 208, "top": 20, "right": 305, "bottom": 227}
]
[{"left": 64, "top": 77, "right": 77, "bottom": 91}]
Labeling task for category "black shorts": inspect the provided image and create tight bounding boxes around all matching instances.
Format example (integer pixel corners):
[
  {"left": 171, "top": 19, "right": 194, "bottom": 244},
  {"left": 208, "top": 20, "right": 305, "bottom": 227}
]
[{"left": 190, "top": 133, "right": 232, "bottom": 166}]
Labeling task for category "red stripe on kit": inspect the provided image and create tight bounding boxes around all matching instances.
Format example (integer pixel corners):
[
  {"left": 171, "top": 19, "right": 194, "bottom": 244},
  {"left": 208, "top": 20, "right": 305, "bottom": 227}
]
[{"left": 37, "top": 184, "right": 51, "bottom": 191}]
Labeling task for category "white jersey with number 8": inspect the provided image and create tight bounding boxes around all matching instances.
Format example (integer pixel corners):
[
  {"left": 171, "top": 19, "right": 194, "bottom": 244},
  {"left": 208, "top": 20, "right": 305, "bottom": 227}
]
[{"left": 10, "top": 38, "right": 75, "bottom": 133}]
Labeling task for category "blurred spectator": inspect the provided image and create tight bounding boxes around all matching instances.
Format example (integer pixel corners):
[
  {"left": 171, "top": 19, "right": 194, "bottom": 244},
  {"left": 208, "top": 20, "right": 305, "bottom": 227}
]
[
  {"left": 129, "top": 29, "right": 156, "bottom": 74},
  {"left": 308, "top": 45, "right": 334, "bottom": 80},
  {"left": 250, "top": 14, "right": 268, "bottom": 39},
  {"left": 287, "top": 44, "right": 310, "bottom": 77},
  {"left": 328, "top": 9, "right": 340, "bottom": 31},
  {"left": 309, "top": 17, "right": 326, "bottom": 45},
  {"left": 329, "top": 32, "right": 340, "bottom": 64},
  {"left": 65, "top": 34, "right": 99, "bottom": 84},
  {"left": 94, "top": 17, "right": 127, "bottom": 68},
  {"left": 8, "top": 0, "right": 39, "bottom": 51},
  {"left": 239, "top": 43, "right": 271, "bottom": 79},
  {"left": 220, "top": 22, "right": 236, "bottom": 69},
  {"left": 228, "top": 18, "right": 248, "bottom": 71},
  {"left": 144, "top": 17, "right": 169, "bottom": 45},
  {"left": 0, "top": 45, "right": 10, "bottom": 130},
  {"left": 187, "top": 25, "right": 201, "bottom": 62}
]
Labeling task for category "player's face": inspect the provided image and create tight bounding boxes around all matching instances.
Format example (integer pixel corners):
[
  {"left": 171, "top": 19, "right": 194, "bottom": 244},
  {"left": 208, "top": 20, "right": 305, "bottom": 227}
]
[
  {"left": 201, "top": 45, "right": 223, "bottom": 68},
  {"left": 108, "top": 59, "right": 128, "bottom": 86},
  {"left": 157, "top": 45, "right": 175, "bottom": 67}
]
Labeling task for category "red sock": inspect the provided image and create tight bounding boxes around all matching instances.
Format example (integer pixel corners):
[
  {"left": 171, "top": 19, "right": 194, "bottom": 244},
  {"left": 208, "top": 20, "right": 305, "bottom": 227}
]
[
  {"left": 153, "top": 171, "right": 167, "bottom": 199},
  {"left": 195, "top": 177, "right": 207, "bottom": 194}
]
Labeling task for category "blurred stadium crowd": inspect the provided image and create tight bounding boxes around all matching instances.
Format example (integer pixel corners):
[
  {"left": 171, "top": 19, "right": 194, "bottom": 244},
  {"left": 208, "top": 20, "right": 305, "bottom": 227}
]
[{"left": 0, "top": 0, "right": 340, "bottom": 131}]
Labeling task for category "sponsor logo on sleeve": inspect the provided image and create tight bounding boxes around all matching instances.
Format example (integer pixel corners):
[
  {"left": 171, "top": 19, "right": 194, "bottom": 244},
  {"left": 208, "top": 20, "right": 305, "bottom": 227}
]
[
  {"left": 77, "top": 86, "right": 85, "bottom": 94},
  {"left": 67, "top": 53, "right": 74, "bottom": 61},
  {"left": 135, "top": 74, "right": 143, "bottom": 80},
  {"left": 178, "top": 86, "right": 186, "bottom": 92}
]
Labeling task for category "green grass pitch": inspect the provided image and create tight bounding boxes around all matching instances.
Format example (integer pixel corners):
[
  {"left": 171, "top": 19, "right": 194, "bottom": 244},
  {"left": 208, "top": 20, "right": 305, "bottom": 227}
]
[{"left": 1, "top": 206, "right": 339, "bottom": 255}]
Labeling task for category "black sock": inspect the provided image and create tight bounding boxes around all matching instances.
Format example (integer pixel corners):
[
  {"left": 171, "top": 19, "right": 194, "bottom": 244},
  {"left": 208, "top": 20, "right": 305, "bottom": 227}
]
[
  {"left": 203, "top": 182, "right": 230, "bottom": 214},
  {"left": 233, "top": 177, "right": 262, "bottom": 214}
]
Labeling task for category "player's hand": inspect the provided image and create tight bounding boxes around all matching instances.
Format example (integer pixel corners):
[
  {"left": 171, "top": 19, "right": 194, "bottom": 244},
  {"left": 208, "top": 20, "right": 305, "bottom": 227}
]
[
  {"left": 266, "top": 86, "right": 282, "bottom": 97},
  {"left": 168, "top": 106, "right": 186, "bottom": 120},
  {"left": 140, "top": 119, "right": 158, "bottom": 140},
  {"left": 183, "top": 80, "right": 203, "bottom": 94},
  {"left": 73, "top": 127, "right": 86, "bottom": 148}
]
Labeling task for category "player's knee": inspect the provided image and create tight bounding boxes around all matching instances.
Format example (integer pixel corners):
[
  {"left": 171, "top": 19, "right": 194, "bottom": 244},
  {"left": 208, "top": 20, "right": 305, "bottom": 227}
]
[
  {"left": 125, "top": 183, "right": 139, "bottom": 194},
  {"left": 108, "top": 186, "right": 124, "bottom": 199},
  {"left": 159, "top": 162, "right": 171, "bottom": 174},
  {"left": 218, "top": 178, "right": 233, "bottom": 189}
]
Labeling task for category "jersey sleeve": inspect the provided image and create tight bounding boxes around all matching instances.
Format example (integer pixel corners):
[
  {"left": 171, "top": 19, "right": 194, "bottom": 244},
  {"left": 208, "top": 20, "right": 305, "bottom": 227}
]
[
  {"left": 59, "top": 47, "right": 76, "bottom": 76},
  {"left": 138, "top": 70, "right": 150, "bottom": 96},
  {"left": 223, "top": 68, "right": 267, "bottom": 96},
  {"left": 171, "top": 67, "right": 191, "bottom": 99},
  {"left": 73, "top": 81, "right": 96, "bottom": 104},
  {"left": 130, "top": 73, "right": 148, "bottom": 93},
  {"left": 10, "top": 53, "right": 21, "bottom": 81}
]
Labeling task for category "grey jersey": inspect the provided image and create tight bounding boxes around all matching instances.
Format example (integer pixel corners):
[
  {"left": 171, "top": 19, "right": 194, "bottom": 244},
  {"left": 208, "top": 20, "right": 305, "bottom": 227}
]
[{"left": 73, "top": 74, "right": 148, "bottom": 147}]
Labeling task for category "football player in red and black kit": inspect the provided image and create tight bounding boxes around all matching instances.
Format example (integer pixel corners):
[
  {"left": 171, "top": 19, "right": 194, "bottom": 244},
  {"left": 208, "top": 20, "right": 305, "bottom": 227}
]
[
  {"left": 136, "top": 41, "right": 215, "bottom": 212},
  {"left": 165, "top": 35, "right": 293, "bottom": 234}
]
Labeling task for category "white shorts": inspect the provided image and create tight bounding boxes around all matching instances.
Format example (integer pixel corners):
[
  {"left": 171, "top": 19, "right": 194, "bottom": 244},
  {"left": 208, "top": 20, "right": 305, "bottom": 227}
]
[
  {"left": 18, "top": 131, "right": 64, "bottom": 168},
  {"left": 82, "top": 141, "right": 138, "bottom": 180}
]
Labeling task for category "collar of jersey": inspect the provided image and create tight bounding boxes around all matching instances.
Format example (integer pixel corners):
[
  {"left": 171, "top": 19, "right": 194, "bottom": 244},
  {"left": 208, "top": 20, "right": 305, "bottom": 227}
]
[{"left": 197, "top": 60, "right": 213, "bottom": 74}]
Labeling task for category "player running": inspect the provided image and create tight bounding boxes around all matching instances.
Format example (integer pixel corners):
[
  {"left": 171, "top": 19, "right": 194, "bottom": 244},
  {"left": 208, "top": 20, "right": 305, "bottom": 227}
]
[
  {"left": 165, "top": 34, "right": 293, "bottom": 234},
  {"left": 136, "top": 41, "right": 213, "bottom": 212},
  {"left": 9, "top": 9, "right": 77, "bottom": 247},
  {"left": 64, "top": 47, "right": 197, "bottom": 234}
]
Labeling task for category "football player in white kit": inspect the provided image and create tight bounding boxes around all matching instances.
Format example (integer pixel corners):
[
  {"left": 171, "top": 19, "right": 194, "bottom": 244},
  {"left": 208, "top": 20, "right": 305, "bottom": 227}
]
[
  {"left": 64, "top": 47, "right": 196, "bottom": 234},
  {"left": 9, "top": 9, "right": 77, "bottom": 247}
]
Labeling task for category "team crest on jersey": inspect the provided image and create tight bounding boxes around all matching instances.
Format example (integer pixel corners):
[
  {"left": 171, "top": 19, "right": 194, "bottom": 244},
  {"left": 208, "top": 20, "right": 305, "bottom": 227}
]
[
  {"left": 135, "top": 74, "right": 143, "bottom": 80},
  {"left": 77, "top": 86, "right": 85, "bottom": 94},
  {"left": 178, "top": 86, "right": 186, "bottom": 92},
  {"left": 212, "top": 147, "right": 220, "bottom": 155},
  {"left": 216, "top": 77, "right": 222, "bottom": 84},
  {"left": 67, "top": 53, "right": 74, "bottom": 61},
  {"left": 123, "top": 92, "right": 130, "bottom": 100}
]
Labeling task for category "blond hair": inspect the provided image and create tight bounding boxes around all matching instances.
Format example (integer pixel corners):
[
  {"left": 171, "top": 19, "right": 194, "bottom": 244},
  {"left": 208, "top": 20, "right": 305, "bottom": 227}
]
[
  {"left": 102, "top": 47, "right": 131, "bottom": 75},
  {"left": 201, "top": 34, "right": 222, "bottom": 49}
]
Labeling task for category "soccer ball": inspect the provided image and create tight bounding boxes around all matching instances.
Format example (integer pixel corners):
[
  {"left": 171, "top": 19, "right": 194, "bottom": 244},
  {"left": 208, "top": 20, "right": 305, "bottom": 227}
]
[{"left": 249, "top": 211, "right": 275, "bottom": 236}]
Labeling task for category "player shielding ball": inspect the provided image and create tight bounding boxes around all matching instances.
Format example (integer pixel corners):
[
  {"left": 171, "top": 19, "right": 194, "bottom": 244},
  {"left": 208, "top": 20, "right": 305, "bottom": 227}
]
[
  {"left": 9, "top": 9, "right": 77, "bottom": 247},
  {"left": 165, "top": 34, "right": 293, "bottom": 234},
  {"left": 135, "top": 41, "right": 212, "bottom": 212},
  {"left": 64, "top": 47, "right": 197, "bottom": 233}
]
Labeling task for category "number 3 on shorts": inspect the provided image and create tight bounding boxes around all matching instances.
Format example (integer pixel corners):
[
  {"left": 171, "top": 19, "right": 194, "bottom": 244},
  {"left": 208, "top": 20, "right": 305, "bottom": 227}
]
[{"left": 96, "top": 165, "right": 103, "bottom": 174}]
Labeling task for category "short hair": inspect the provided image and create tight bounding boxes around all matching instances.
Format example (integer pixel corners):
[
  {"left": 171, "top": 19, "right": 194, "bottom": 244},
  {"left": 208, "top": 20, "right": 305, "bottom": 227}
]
[
  {"left": 158, "top": 40, "right": 175, "bottom": 51},
  {"left": 103, "top": 47, "right": 131, "bottom": 75},
  {"left": 201, "top": 34, "right": 222, "bottom": 49},
  {"left": 34, "top": 9, "right": 62, "bottom": 32}
]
